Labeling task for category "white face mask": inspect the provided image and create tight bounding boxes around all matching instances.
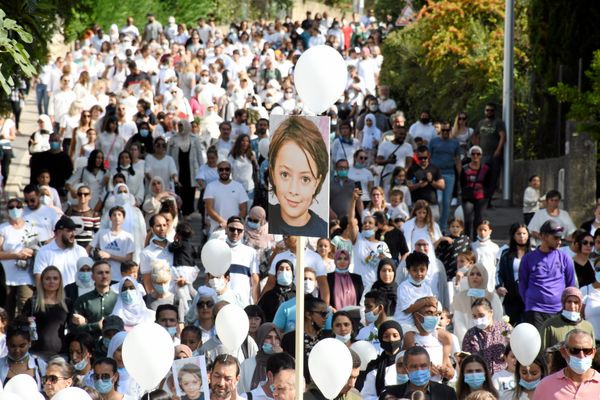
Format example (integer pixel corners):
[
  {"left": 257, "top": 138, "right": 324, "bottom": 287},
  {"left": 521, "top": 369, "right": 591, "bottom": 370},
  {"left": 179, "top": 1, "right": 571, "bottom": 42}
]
[
  {"left": 115, "top": 192, "right": 129, "bottom": 205},
  {"left": 209, "top": 277, "right": 227, "bottom": 292},
  {"left": 40, "top": 195, "right": 52, "bottom": 206},
  {"left": 200, "top": 77, "right": 209, "bottom": 84},
  {"left": 473, "top": 316, "right": 489, "bottom": 330},
  {"left": 304, "top": 279, "right": 316, "bottom": 294}
]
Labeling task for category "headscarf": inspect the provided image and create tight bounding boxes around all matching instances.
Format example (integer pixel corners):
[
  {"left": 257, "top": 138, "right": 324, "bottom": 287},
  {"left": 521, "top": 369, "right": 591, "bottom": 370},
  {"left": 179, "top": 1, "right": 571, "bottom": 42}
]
[
  {"left": 75, "top": 256, "right": 95, "bottom": 294},
  {"left": 272, "top": 259, "right": 296, "bottom": 303},
  {"left": 111, "top": 277, "right": 156, "bottom": 327},
  {"left": 333, "top": 250, "right": 357, "bottom": 310},
  {"left": 370, "top": 258, "right": 398, "bottom": 313},
  {"left": 250, "top": 323, "right": 281, "bottom": 389},
  {"left": 38, "top": 115, "right": 52, "bottom": 131},
  {"left": 107, "top": 331, "right": 127, "bottom": 359},
  {"left": 361, "top": 113, "right": 381, "bottom": 149},
  {"left": 452, "top": 263, "right": 494, "bottom": 315},
  {"left": 175, "top": 344, "right": 193, "bottom": 359},
  {"left": 365, "top": 320, "right": 403, "bottom": 395},
  {"left": 244, "top": 206, "right": 270, "bottom": 249},
  {"left": 185, "top": 286, "right": 218, "bottom": 325}
]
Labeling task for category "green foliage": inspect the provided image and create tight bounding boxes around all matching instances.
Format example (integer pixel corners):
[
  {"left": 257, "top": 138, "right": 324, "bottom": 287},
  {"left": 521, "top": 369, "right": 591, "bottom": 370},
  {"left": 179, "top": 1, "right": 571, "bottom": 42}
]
[
  {"left": 550, "top": 50, "right": 600, "bottom": 138},
  {"left": 0, "top": 9, "right": 35, "bottom": 94}
]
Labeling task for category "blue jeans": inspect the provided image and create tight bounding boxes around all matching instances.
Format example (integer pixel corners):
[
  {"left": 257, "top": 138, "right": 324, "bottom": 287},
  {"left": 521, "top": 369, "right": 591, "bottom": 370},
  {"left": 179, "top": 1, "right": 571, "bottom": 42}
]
[
  {"left": 36, "top": 83, "right": 49, "bottom": 115},
  {"left": 437, "top": 172, "right": 455, "bottom": 232}
]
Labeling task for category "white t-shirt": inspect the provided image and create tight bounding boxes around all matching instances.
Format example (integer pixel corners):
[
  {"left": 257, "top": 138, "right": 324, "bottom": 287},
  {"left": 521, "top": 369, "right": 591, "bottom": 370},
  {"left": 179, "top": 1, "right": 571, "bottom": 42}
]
[
  {"left": 195, "top": 165, "right": 218, "bottom": 186},
  {"left": 144, "top": 154, "right": 178, "bottom": 191},
  {"left": 331, "top": 137, "right": 359, "bottom": 166},
  {"left": 228, "top": 155, "right": 255, "bottom": 192},
  {"left": 348, "top": 167, "right": 374, "bottom": 202},
  {"left": 203, "top": 180, "right": 249, "bottom": 232},
  {"left": 227, "top": 242, "right": 258, "bottom": 306},
  {"left": 408, "top": 121, "right": 437, "bottom": 144},
  {"left": 118, "top": 121, "right": 138, "bottom": 142},
  {"left": 268, "top": 249, "right": 327, "bottom": 277},
  {"left": 33, "top": 240, "right": 89, "bottom": 284},
  {"left": 90, "top": 229, "right": 135, "bottom": 281},
  {"left": 352, "top": 237, "right": 391, "bottom": 291},
  {"left": 0, "top": 222, "right": 40, "bottom": 285},
  {"left": 582, "top": 284, "right": 600, "bottom": 340},
  {"left": 23, "top": 205, "right": 60, "bottom": 242},
  {"left": 527, "top": 208, "right": 577, "bottom": 245},
  {"left": 394, "top": 279, "right": 434, "bottom": 324},
  {"left": 60, "top": 114, "right": 80, "bottom": 140},
  {"left": 493, "top": 369, "right": 516, "bottom": 395},
  {"left": 471, "top": 240, "right": 500, "bottom": 292},
  {"left": 377, "top": 141, "right": 413, "bottom": 178},
  {"left": 139, "top": 241, "right": 174, "bottom": 275}
]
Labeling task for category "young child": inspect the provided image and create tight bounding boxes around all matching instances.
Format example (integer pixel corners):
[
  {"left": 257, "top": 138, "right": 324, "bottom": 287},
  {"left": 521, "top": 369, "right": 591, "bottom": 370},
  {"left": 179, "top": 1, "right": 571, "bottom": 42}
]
[
  {"left": 438, "top": 308, "right": 461, "bottom": 359},
  {"left": 388, "top": 189, "right": 410, "bottom": 223},
  {"left": 316, "top": 237, "right": 335, "bottom": 273},
  {"left": 523, "top": 175, "right": 543, "bottom": 225},
  {"left": 471, "top": 220, "right": 500, "bottom": 292},
  {"left": 492, "top": 345, "right": 517, "bottom": 396},
  {"left": 169, "top": 222, "right": 199, "bottom": 320},
  {"left": 394, "top": 252, "right": 434, "bottom": 329},
  {"left": 180, "top": 325, "right": 203, "bottom": 355},
  {"left": 111, "top": 260, "right": 145, "bottom": 295},
  {"left": 37, "top": 169, "right": 61, "bottom": 209},
  {"left": 453, "top": 250, "right": 477, "bottom": 291},
  {"left": 436, "top": 218, "right": 471, "bottom": 303}
]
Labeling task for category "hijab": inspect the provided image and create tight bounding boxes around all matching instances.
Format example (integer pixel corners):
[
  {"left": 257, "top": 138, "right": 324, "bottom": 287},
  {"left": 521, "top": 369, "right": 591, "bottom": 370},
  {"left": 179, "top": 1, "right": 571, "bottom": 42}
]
[
  {"left": 38, "top": 115, "right": 52, "bottom": 131},
  {"left": 452, "top": 263, "right": 494, "bottom": 315},
  {"left": 75, "top": 257, "right": 95, "bottom": 295},
  {"left": 365, "top": 320, "right": 403, "bottom": 395},
  {"left": 244, "top": 206, "right": 270, "bottom": 249},
  {"left": 107, "top": 331, "right": 127, "bottom": 359},
  {"left": 361, "top": 113, "right": 381, "bottom": 149},
  {"left": 272, "top": 259, "right": 296, "bottom": 304},
  {"left": 333, "top": 250, "right": 357, "bottom": 309},
  {"left": 185, "top": 286, "right": 218, "bottom": 325},
  {"left": 111, "top": 277, "right": 156, "bottom": 327},
  {"left": 371, "top": 258, "right": 398, "bottom": 313},
  {"left": 250, "top": 323, "right": 281, "bottom": 389}
]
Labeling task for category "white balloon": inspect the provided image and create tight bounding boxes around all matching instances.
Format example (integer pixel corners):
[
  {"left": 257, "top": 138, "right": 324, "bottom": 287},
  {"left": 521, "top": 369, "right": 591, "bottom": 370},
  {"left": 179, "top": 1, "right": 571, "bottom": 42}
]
[
  {"left": 510, "top": 323, "right": 541, "bottom": 366},
  {"left": 201, "top": 239, "right": 232, "bottom": 277},
  {"left": 122, "top": 322, "right": 174, "bottom": 391},
  {"left": 309, "top": 338, "right": 353, "bottom": 399},
  {"left": 0, "top": 394, "right": 21, "bottom": 400},
  {"left": 215, "top": 304, "right": 249, "bottom": 352},
  {"left": 258, "top": 138, "right": 270, "bottom": 160},
  {"left": 4, "top": 375, "right": 37, "bottom": 399},
  {"left": 294, "top": 45, "right": 348, "bottom": 114},
  {"left": 351, "top": 341, "right": 379, "bottom": 371},
  {"left": 51, "top": 387, "right": 92, "bottom": 400}
]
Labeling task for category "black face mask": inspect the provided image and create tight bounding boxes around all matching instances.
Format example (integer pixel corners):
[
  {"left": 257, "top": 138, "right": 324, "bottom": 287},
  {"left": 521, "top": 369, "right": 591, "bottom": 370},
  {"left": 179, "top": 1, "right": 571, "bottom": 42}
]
[{"left": 380, "top": 339, "right": 402, "bottom": 354}]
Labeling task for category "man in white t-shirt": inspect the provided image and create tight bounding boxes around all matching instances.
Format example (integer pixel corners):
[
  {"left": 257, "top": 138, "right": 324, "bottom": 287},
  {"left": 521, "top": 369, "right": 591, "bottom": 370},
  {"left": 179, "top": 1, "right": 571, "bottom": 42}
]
[
  {"left": 528, "top": 189, "right": 576, "bottom": 246},
  {"left": 48, "top": 75, "right": 76, "bottom": 133},
  {"left": 204, "top": 160, "right": 248, "bottom": 233},
  {"left": 356, "top": 47, "right": 379, "bottom": 96},
  {"left": 215, "top": 122, "right": 234, "bottom": 160},
  {"left": 223, "top": 216, "right": 259, "bottom": 306},
  {"left": 88, "top": 206, "right": 135, "bottom": 282},
  {"left": 23, "top": 184, "right": 60, "bottom": 242},
  {"left": 408, "top": 110, "right": 437, "bottom": 145},
  {"left": 34, "top": 216, "right": 88, "bottom": 286},
  {"left": 116, "top": 103, "right": 138, "bottom": 142},
  {"left": 376, "top": 124, "right": 413, "bottom": 183},
  {"left": 140, "top": 214, "right": 174, "bottom": 293},
  {"left": 261, "top": 236, "right": 330, "bottom": 306}
]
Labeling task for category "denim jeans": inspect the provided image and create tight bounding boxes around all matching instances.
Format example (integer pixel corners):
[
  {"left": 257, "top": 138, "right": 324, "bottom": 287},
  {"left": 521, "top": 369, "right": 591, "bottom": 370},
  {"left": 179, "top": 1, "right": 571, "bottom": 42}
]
[
  {"left": 36, "top": 83, "right": 49, "bottom": 115},
  {"left": 437, "top": 172, "right": 455, "bottom": 232}
]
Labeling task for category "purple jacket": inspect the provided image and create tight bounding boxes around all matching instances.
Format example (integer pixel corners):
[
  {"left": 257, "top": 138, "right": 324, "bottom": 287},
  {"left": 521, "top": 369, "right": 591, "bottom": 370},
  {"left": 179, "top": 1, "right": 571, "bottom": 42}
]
[{"left": 518, "top": 248, "right": 576, "bottom": 313}]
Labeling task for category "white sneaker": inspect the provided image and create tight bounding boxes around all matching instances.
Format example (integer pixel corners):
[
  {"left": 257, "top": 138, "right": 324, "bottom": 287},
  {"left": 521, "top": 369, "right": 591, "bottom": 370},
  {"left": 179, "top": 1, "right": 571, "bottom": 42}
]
[{"left": 450, "top": 197, "right": 459, "bottom": 206}]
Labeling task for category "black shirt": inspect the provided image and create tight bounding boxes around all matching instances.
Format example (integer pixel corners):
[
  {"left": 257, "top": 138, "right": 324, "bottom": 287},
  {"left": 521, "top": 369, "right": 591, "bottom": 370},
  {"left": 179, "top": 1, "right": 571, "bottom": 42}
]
[
  {"left": 407, "top": 164, "right": 442, "bottom": 205},
  {"left": 268, "top": 203, "right": 328, "bottom": 238}
]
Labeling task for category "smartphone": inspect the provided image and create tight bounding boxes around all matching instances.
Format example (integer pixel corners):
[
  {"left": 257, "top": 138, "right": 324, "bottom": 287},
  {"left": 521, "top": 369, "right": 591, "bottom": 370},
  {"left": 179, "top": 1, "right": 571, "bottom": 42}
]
[{"left": 354, "top": 181, "right": 362, "bottom": 190}]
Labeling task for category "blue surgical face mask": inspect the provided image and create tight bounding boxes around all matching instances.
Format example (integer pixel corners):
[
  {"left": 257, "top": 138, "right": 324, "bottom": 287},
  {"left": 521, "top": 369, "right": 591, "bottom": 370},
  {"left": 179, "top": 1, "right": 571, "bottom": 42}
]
[
  {"left": 262, "top": 343, "right": 274, "bottom": 354},
  {"left": 166, "top": 326, "right": 177, "bottom": 337},
  {"left": 365, "top": 310, "right": 378, "bottom": 324},
  {"left": 568, "top": 355, "right": 593, "bottom": 374},
  {"left": 464, "top": 372, "right": 486, "bottom": 389},
  {"left": 247, "top": 220, "right": 260, "bottom": 230},
  {"left": 102, "top": 337, "right": 111, "bottom": 349},
  {"left": 94, "top": 378, "right": 114, "bottom": 394},
  {"left": 72, "top": 358, "right": 88, "bottom": 371},
  {"left": 408, "top": 369, "right": 430, "bottom": 387},
  {"left": 277, "top": 270, "right": 293, "bottom": 286},
  {"left": 50, "top": 141, "right": 60, "bottom": 150},
  {"left": 139, "top": 129, "right": 150, "bottom": 137},
  {"left": 120, "top": 289, "right": 136, "bottom": 305},
  {"left": 561, "top": 310, "right": 580, "bottom": 322},
  {"left": 397, "top": 373, "right": 409, "bottom": 385},
  {"left": 519, "top": 378, "right": 540, "bottom": 391},
  {"left": 152, "top": 234, "right": 167, "bottom": 242},
  {"left": 153, "top": 282, "right": 168, "bottom": 294},
  {"left": 335, "top": 267, "right": 349, "bottom": 274},
  {"left": 336, "top": 169, "right": 348, "bottom": 178},
  {"left": 8, "top": 352, "right": 29, "bottom": 363},
  {"left": 8, "top": 207, "right": 22, "bottom": 220},
  {"left": 362, "top": 229, "right": 375, "bottom": 239},
  {"left": 77, "top": 271, "right": 93, "bottom": 285},
  {"left": 420, "top": 315, "right": 439, "bottom": 333},
  {"left": 595, "top": 270, "right": 600, "bottom": 283},
  {"left": 335, "top": 333, "right": 351, "bottom": 343},
  {"left": 467, "top": 288, "right": 486, "bottom": 298},
  {"left": 354, "top": 162, "right": 365, "bottom": 169}
]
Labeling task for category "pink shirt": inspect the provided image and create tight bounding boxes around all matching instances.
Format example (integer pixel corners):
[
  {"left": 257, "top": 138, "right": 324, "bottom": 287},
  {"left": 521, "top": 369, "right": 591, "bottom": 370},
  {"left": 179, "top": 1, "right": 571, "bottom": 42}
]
[{"left": 532, "top": 369, "right": 600, "bottom": 400}]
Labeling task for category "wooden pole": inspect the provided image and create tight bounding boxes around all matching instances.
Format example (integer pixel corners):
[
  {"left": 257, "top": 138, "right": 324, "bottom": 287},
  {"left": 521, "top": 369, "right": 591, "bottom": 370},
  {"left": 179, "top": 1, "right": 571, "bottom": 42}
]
[{"left": 294, "top": 235, "right": 305, "bottom": 399}]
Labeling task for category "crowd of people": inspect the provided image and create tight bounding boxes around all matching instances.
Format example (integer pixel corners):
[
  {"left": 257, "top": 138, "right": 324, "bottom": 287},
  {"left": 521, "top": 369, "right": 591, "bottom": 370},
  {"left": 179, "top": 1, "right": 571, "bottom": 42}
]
[{"left": 0, "top": 9, "right": 599, "bottom": 400}]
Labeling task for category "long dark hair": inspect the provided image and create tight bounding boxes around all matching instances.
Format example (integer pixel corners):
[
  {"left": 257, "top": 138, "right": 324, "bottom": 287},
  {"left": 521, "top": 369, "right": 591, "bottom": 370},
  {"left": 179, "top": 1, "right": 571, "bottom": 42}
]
[
  {"left": 508, "top": 223, "right": 531, "bottom": 257},
  {"left": 229, "top": 133, "right": 254, "bottom": 160},
  {"left": 456, "top": 354, "right": 498, "bottom": 399},
  {"left": 116, "top": 150, "right": 135, "bottom": 176},
  {"left": 102, "top": 114, "right": 119, "bottom": 134},
  {"left": 86, "top": 149, "right": 106, "bottom": 173}
]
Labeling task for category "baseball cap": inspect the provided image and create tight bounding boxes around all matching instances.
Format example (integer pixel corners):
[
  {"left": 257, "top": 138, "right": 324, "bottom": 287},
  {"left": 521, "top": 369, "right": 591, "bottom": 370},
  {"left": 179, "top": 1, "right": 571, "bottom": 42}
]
[
  {"left": 54, "top": 216, "right": 81, "bottom": 231},
  {"left": 102, "top": 315, "right": 124, "bottom": 333},
  {"left": 539, "top": 220, "right": 564, "bottom": 237}
]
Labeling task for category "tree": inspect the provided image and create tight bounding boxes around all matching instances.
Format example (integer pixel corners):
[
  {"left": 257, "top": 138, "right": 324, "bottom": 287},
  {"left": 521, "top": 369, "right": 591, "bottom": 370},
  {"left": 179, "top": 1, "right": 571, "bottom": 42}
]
[{"left": 0, "top": 9, "right": 35, "bottom": 94}]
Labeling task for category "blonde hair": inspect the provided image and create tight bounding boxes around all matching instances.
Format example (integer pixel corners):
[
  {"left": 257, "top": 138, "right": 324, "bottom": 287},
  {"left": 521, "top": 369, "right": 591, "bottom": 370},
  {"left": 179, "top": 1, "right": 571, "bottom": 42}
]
[
  {"left": 411, "top": 200, "right": 435, "bottom": 238},
  {"left": 36, "top": 266, "right": 68, "bottom": 313},
  {"left": 151, "top": 260, "right": 171, "bottom": 284}
]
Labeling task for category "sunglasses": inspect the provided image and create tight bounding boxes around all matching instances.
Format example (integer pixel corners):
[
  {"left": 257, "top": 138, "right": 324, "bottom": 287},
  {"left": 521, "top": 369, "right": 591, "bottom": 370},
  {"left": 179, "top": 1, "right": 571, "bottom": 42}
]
[
  {"left": 197, "top": 301, "right": 214, "bottom": 308},
  {"left": 228, "top": 227, "right": 244, "bottom": 234},
  {"left": 566, "top": 347, "right": 595, "bottom": 356},
  {"left": 42, "top": 375, "right": 68, "bottom": 384},
  {"left": 418, "top": 157, "right": 428, "bottom": 161},
  {"left": 92, "top": 373, "right": 113, "bottom": 381},
  {"left": 77, "top": 192, "right": 91, "bottom": 197},
  {"left": 7, "top": 205, "right": 23, "bottom": 210},
  {"left": 471, "top": 152, "right": 481, "bottom": 156},
  {"left": 311, "top": 311, "right": 328, "bottom": 318},
  {"left": 248, "top": 218, "right": 260, "bottom": 223},
  {"left": 358, "top": 156, "right": 368, "bottom": 160},
  {"left": 582, "top": 240, "right": 594, "bottom": 246},
  {"left": 218, "top": 168, "right": 231, "bottom": 172}
]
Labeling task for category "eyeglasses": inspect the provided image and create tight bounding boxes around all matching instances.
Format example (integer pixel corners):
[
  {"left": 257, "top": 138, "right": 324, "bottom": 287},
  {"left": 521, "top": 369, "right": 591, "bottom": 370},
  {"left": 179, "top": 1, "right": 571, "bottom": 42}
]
[
  {"left": 7, "top": 205, "right": 23, "bottom": 210},
  {"left": 197, "top": 301, "right": 214, "bottom": 308},
  {"left": 218, "top": 167, "right": 231, "bottom": 172},
  {"left": 92, "top": 373, "right": 113, "bottom": 381},
  {"left": 228, "top": 226, "right": 244, "bottom": 234},
  {"left": 77, "top": 192, "right": 91, "bottom": 197},
  {"left": 566, "top": 347, "right": 595, "bottom": 356},
  {"left": 42, "top": 375, "right": 68, "bottom": 384},
  {"left": 311, "top": 311, "right": 328, "bottom": 318}
]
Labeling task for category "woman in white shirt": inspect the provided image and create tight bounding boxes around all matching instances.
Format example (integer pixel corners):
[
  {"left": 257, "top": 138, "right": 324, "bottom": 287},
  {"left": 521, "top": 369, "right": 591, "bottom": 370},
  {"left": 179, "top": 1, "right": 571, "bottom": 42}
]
[
  {"left": 60, "top": 100, "right": 83, "bottom": 154},
  {"left": 96, "top": 115, "right": 127, "bottom": 171},
  {"left": 145, "top": 137, "right": 179, "bottom": 191},
  {"left": 228, "top": 134, "right": 258, "bottom": 207},
  {"left": 348, "top": 149, "right": 374, "bottom": 206}
]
